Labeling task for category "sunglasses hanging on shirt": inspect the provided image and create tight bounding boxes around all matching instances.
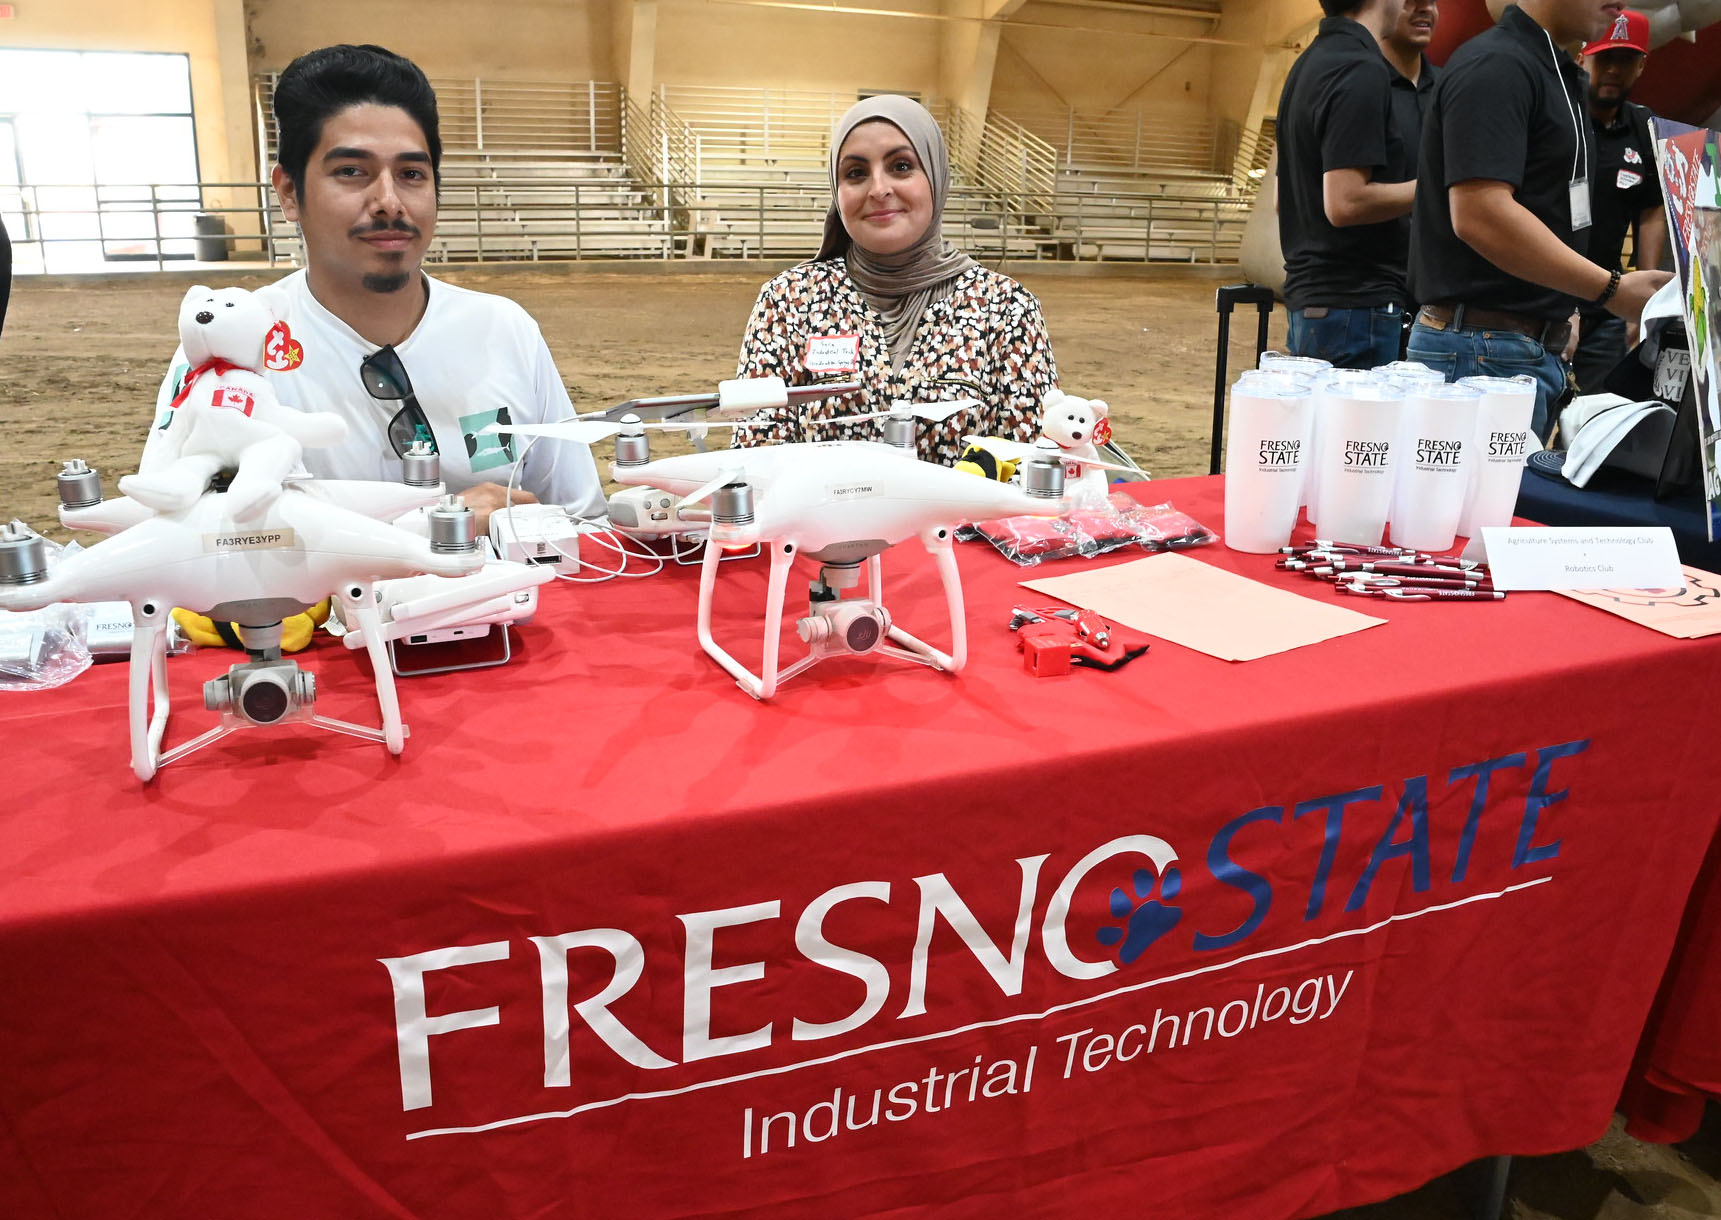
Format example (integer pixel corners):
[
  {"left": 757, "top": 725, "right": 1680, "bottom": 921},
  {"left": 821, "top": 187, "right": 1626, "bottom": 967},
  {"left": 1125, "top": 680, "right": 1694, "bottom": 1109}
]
[{"left": 359, "top": 344, "right": 438, "bottom": 457}]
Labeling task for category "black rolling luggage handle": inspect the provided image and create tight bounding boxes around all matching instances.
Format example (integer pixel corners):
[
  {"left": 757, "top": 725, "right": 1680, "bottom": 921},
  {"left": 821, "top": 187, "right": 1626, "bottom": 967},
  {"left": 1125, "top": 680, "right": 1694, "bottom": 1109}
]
[{"left": 1210, "top": 284, "right": 1276, "bottom": 474}]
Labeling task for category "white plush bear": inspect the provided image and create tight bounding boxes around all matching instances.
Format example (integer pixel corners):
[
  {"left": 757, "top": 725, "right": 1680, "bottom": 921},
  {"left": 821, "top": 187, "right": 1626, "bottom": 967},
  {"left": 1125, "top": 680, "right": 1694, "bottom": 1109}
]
[
  {"left": 121, "top": 286, "right": 348, "bottom": 522},
  {"left": 1038, "top": 388, "right": 1112, "bottom": 508}
]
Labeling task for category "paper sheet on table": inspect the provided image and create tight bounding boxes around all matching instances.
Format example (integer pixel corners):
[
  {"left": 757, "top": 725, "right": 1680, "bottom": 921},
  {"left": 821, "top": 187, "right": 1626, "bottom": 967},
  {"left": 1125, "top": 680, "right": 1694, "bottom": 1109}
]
[
  {"left": 1020, "top": 552, "right": 1386, "bottom": 662},
  {"left": 1554, "top": 565, "right": 1721, "bottom": 638}
]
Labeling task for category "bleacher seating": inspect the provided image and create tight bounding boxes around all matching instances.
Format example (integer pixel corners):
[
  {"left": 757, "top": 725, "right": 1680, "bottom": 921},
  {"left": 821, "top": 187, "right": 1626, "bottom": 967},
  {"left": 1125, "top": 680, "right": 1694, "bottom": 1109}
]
[{"left": 250, "top": 76, "right": 1261, "bottom": 267}]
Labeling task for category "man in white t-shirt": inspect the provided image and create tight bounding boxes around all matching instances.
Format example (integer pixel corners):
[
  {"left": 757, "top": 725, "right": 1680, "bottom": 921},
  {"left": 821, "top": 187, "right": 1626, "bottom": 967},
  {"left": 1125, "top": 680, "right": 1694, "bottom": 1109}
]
[{"left": 148, "top": 44, "right": 603, "bottom": 526}]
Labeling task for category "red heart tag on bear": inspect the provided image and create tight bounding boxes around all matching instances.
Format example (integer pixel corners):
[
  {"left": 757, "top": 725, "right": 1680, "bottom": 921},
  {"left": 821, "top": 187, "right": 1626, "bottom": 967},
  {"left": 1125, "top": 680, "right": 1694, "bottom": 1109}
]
[
  {"left": 1092, "top": 416, "right": 1113, "bottom": 446},
  {"left": 263, "top": 321, "right": 304, "bottom": 371}
]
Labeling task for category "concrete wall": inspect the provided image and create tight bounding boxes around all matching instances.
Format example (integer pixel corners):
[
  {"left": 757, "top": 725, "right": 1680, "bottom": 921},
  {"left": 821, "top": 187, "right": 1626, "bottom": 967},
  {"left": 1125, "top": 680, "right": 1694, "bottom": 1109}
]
[
  {"left": 991, "top": 1, "right": 1215, "bottom": 127},
  {"left": 651, "top": 0, "right": 943, "bottom": 93},
  {"left": 1210, "top": 0, "right": 1317, "bottom": 132},
  {"left": 246, "top": 0, "right": 614, "bottom": 81}
]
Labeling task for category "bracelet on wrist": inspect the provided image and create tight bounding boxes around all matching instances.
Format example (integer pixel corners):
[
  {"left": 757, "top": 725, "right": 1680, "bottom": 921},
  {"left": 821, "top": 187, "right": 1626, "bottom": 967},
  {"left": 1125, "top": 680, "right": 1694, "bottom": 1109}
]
[{"left": 1594, "top": 267, "right": 1622, "bottom": 308}]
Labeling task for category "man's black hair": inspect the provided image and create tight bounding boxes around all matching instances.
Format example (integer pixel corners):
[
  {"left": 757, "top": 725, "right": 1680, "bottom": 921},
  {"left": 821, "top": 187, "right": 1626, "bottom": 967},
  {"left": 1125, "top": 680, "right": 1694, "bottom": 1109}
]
[
  {"left": 273, "top": 44, "right": 442, "bottom": 196},
  {"left": 1318, "top": 0, "right": 1364, "bottom": 16}
]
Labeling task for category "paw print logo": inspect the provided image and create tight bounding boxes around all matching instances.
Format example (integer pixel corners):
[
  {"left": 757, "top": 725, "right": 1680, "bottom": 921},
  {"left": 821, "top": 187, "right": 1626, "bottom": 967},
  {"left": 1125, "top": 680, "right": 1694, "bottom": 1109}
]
[{"left": 1095, "top": 866, "right": 1183, "bottom": 965}]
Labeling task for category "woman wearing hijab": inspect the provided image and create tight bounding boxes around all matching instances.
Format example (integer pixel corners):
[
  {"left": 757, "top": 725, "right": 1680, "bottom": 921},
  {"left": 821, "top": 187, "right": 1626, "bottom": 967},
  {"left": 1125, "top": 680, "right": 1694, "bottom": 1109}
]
[{"left": 733, "top": 95, "right": 1058, "bottom": 464}]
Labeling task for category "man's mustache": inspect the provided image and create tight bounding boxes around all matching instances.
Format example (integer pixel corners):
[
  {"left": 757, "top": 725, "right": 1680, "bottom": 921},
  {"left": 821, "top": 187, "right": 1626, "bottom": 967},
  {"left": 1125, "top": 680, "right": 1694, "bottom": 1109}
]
[{"left": 351, "top": 220, "right": 422, "bottom": 238}]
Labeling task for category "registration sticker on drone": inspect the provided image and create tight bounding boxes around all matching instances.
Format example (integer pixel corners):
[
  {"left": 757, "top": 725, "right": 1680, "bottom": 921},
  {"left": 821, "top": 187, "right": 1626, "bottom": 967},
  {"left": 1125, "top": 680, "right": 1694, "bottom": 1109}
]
[
  {"left": 203, "top": 529, "right": 298, "bottom": 552},
  {"left": 804, "top": 334, "right": 861, "bottom": 374},
  {"left": 826, "top": 481, "right": 880, "bottom": 501}
]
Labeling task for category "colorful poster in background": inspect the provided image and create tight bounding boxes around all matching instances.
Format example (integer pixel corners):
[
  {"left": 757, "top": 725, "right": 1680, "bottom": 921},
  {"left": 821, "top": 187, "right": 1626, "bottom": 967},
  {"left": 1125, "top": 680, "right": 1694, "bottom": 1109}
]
[{"left": 1649, "top": 118, "right": 1721, "bottom": 539}]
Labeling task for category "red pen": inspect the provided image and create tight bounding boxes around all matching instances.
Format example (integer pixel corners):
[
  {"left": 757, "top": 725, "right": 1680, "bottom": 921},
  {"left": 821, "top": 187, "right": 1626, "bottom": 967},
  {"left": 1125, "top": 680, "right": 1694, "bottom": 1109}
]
[
  {"left": 1380, "top": 588, "right": 1506, "bottom": 601},
  {"left": 1348, "top": 574, "right": 1488, "bottom": 590},
  {"left": 1359, "top": 561, "right": 1478, "bottom": 579},
  {"left": 1313, "top": 540, "right": 1414, "bottom": 556}
]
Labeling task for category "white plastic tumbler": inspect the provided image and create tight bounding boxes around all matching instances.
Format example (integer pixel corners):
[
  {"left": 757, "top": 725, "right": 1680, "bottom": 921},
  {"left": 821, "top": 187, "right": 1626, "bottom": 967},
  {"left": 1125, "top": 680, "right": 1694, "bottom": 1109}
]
[
  {"left": 1307, "top": 368, "right": 1386, "bottom": 529},
  {"left": 1455, "top": 375, "right": 1537, "bottom": 537},
  {"left": 1259, "top": 352, "right": 1333, "bottom": 378},
  {"left": 1260, "top": 353, "right": 1332, "bottom": 509},
  {"left": 1373, "top": 360, "right": 1445, "bottom": 387},
  {"left": 1224, "top": 371, "right": 1315, "bottom": 553},
  {"left": 1390, "top": 382, "right": 1482, "bottom": 552},
  {"left": 1312, "top": 374, "right": 1405, "bottom": 545}
]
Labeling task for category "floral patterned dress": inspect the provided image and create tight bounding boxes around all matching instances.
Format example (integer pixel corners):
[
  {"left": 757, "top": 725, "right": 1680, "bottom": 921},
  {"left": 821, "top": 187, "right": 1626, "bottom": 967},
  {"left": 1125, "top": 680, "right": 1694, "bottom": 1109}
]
[{"left": 732, "top": 259, "right": 1059, "bottom": 465}]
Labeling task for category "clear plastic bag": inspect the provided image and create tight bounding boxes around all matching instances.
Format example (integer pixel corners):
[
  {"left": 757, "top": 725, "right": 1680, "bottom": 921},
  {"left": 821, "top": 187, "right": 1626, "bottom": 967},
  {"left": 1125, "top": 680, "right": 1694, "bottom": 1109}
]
[
  {"left": 0, "top": 528, "right": 93, "bottom": 691},
  {"left": 962, "top": 496, "right": 1218, "bottom": 567}
]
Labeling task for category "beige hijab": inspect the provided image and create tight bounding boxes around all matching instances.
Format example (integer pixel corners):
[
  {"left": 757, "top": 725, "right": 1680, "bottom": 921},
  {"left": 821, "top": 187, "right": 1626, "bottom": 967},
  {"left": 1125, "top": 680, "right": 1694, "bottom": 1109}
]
[{"left": 815, "top": 96, "right": 976, "bottom": 370}]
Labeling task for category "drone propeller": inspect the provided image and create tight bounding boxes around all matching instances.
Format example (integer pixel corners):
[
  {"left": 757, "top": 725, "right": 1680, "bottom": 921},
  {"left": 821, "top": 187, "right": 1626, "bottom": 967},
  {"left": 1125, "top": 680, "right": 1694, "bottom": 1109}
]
[
  {"left": 485, "top": 414, "right": 754, "bottom": 446},
  {"left": 961, "top": 435, "right": 1133, "bottom": 472},
  {"left": 585, "top": 378, "right": 864, "bottom": 423},
  {"left": 829, "top": 398, "right": 982, "bottom": 426},
  {"left": 675, "top": 468, "right": 747, "bottom": 512},
  {"left": 484, "top": 378, "right": 866, "bottom": 445}
]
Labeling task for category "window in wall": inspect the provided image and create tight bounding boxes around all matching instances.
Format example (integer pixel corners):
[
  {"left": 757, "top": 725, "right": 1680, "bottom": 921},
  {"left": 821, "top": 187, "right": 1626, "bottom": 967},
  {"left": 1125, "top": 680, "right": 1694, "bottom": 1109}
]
[{"left": 0, "top": 49, "right": 200, "bottom": 272}]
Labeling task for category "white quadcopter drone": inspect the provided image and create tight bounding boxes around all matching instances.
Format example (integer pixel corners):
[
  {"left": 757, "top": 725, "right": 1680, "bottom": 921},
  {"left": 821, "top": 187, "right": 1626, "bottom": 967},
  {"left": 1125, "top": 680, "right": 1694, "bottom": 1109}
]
[
  {"left": 492, "top": 377, "right": 1124, "bottom": 699},
  {"left": 0, "top": 452, "right": 543, "bottom": 780}
]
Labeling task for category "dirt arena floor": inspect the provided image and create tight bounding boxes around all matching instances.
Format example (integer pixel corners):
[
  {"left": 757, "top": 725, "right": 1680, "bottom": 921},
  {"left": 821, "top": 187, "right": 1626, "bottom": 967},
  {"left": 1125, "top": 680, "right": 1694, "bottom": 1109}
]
[
  {"left": 1, "top": 263, "right": 1717, "bottom": 1219},
  {"left": 0, "top": 264, "right": 1276, "bottom": 534}
]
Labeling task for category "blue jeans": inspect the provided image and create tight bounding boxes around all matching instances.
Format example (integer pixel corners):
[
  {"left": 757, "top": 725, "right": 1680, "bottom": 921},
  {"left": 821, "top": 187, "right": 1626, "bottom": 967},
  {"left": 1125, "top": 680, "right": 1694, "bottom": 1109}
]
[
  {"left": 1405, "top": 322, "right": 1570, "bottom": 442},
  {"left": 1571, "top": 313, "right": 1627, "bottom": 397},
  {"left": 1287, "top": 305, "right": 1404, "bottom": 370}
]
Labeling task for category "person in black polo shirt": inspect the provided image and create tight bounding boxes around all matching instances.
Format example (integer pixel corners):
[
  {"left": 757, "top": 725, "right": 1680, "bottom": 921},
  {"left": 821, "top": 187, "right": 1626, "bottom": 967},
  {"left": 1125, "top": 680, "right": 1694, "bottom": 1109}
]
[
  {"left": 1571, "top": 8, "right": 1667, "bottom": 393},
  {"left": 1406, "top": 0, "right": 1670, "bottom": 440},
  {"left": 1385, "top": 0, "right": 1440, "bottom": 165},
  {"left": 1276, "top": 0, "right": 1420, "bottom": 368}
]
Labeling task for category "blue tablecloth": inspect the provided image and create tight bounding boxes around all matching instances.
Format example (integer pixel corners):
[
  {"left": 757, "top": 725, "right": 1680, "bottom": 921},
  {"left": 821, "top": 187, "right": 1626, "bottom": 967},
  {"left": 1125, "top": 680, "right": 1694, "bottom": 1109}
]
[{"left": 1515, "top": 466, "right": 1721, "bottom": 572}]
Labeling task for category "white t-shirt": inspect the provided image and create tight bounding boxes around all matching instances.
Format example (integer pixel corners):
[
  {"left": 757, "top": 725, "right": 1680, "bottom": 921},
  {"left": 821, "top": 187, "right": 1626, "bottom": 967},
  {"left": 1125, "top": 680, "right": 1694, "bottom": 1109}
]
[{"left": 148, "top": 270, "right": 604, "bottom": 517}]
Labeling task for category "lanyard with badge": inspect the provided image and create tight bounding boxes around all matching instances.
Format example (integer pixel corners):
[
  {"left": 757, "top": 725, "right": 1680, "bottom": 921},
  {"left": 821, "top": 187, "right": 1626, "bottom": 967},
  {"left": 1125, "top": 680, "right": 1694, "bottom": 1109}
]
[{"left": 1545, "top": 30, "right": 1591, "bottom": 230}]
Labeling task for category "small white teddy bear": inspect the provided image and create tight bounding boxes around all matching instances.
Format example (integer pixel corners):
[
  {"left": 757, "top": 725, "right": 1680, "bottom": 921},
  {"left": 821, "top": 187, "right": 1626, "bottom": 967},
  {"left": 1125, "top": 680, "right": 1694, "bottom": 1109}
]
[
  {"left": 121, "top": 285, "right": 348, "bottom": 522},
  {"left": 1037, "top": 388, "right": 1113, "bottom": 508}
]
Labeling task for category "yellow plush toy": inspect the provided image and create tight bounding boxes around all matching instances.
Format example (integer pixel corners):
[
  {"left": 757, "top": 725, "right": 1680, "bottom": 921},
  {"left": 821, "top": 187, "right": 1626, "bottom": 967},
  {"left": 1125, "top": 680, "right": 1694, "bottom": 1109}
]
[
  {"left": 171, "top": 598, "right": 331, "bottom": 653},
  {"left": 953, "top": 442, "right": 1019, "bottom": 483}
]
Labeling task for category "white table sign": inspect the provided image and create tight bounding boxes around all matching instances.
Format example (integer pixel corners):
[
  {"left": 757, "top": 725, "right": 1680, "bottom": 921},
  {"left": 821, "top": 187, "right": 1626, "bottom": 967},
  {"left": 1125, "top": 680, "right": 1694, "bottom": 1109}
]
[{"left": 1480, "top": 526, "right": 1683, "bottom": 590}]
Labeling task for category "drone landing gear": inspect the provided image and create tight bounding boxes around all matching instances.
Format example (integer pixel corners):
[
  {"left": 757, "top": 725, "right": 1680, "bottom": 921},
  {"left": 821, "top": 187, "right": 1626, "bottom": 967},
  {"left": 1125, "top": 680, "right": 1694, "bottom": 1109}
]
[
  {"left": 125, "top": 583, "right": 409, "bottom": 782},
  {"left": 696, "top": 526, "right": 967, "bottom": 700}
]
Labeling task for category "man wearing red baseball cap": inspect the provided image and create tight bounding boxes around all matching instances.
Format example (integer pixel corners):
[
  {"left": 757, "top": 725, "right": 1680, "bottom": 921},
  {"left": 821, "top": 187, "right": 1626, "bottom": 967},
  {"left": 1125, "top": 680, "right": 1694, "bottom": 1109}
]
[{"left": 1572, "top": 7, "right": 1668, "bottom": 392}]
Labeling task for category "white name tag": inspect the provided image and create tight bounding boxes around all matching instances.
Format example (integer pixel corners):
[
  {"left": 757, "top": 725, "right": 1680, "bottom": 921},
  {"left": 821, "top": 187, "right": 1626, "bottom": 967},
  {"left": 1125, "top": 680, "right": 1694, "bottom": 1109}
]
[
  {"left": 1481, "top": 526, "right": 1681, "bottom": 590},
  {"left": 1616, "top": 168, "right": 1643, "bottom": 191},
  {"left": 1569, "top": 179, "right": 1592, "bottom": 231},
  {"left": 804, "top": 334, "right": 860, "bottom": 374}
]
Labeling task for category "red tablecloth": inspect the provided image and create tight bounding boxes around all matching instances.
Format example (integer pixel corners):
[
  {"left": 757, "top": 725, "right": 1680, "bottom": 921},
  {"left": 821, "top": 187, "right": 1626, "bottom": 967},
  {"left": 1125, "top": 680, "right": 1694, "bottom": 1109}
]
[
  {"left": 2, "top": 475, "right": 1719, "bottom": 1220},
  {"left": 1621, "top": 842, "right": 1721, "bottom": 1143}
]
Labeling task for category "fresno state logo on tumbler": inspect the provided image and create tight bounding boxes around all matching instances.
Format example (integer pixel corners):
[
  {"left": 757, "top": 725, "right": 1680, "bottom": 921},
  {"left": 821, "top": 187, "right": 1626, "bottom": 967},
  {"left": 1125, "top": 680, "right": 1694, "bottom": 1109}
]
[{"left": 379, "top": 740, "right": 1591, "bottom": 1125}]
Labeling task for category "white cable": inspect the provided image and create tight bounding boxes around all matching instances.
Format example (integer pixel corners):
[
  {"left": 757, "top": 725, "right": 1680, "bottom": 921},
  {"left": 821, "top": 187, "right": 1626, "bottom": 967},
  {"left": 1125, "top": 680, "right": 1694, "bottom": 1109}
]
[{"left": 503, "top": 432, "right": 667, "bottom": 582}]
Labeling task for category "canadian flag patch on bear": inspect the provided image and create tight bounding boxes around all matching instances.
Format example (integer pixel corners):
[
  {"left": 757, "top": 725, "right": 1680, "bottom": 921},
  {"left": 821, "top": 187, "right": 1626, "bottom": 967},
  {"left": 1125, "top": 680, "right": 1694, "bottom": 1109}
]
[{"left": 210, "top": 385, "right": 257, "bottom": 415}]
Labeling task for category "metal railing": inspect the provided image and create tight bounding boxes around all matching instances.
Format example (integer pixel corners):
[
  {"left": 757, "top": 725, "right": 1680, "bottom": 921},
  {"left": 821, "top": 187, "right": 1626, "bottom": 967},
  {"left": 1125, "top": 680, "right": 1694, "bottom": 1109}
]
[
  {"left": 976, "top": 111, "right": 1058, "bottom": 213},
  {"left": 622, "top": 92, "right": 702, "bottom": 212},
  {"left": 254, "top": 76, "right": 626, "bottom": 158},
  {"left": 7, "top": 179, "right": 1246, "bottom": 270},
  {"left": 658, "top": 84, "right": 864, "bottom": 169},
  {"left": 1007, "top": 105, "right": 1225, "bottom": 175},
  {"left": 1217, "top": 117, "right": 1276, "bottom": 193},
  {"left": 1, "top": 181, "right": 273, "bottom": 274}
]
